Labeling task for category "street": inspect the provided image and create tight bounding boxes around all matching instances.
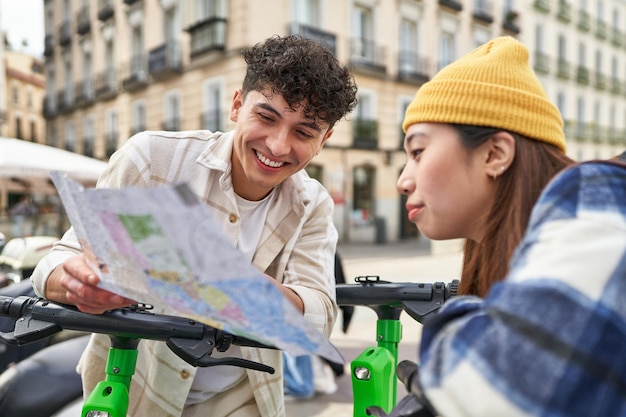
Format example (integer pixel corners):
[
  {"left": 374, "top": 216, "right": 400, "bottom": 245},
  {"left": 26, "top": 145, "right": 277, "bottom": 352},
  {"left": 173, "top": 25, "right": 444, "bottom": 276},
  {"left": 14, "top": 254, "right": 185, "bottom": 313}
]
[{"left": 286, "top": 238, "right": 463, "bottom": 416}]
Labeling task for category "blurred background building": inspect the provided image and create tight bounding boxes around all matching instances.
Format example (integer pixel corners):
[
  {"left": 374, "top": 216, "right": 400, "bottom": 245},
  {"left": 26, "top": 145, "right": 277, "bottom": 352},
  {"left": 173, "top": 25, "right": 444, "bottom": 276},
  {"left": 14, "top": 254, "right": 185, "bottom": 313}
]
[{"left": 12, "top": 0, "right": 626, "bottom": 246}]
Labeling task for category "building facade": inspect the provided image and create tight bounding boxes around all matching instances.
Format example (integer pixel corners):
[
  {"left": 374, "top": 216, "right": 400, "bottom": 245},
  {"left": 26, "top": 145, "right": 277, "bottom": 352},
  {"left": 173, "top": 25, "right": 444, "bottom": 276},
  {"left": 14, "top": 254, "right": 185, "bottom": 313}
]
[{"left": 41, "top": 0, "right": 626, "bottom": 245}]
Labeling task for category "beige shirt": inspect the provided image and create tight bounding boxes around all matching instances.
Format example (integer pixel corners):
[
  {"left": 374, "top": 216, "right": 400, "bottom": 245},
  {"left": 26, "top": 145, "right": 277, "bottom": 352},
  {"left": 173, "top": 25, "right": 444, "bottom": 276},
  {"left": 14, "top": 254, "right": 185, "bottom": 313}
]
[{"left": 31, "top": 130, "right": 339, "bottom": 417}]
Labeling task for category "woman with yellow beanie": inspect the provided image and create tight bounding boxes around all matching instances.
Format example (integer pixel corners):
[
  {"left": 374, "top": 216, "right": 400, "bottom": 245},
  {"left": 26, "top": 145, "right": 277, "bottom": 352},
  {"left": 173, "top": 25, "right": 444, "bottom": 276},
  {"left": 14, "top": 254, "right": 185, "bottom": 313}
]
[
  {"left": 395, "top": 37, "right": 626, "bottom": 417},
  {"left": 397, "top": 36, "right": 574, "bottom": 297}
]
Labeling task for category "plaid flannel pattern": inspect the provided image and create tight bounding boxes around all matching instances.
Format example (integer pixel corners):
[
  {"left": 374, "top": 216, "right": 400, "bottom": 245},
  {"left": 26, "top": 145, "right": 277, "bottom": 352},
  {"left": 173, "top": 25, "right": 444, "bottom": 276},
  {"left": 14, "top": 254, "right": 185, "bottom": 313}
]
[{"left": 419, "top": 160, "right": 626, "bottom": 417}]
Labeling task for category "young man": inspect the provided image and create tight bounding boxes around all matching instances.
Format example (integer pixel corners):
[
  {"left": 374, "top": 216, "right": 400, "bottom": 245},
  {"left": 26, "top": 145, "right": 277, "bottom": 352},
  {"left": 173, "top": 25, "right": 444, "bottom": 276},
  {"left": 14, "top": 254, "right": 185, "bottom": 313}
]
[{"left": 31, "top": 34, "right": 358, "bottom": 417}]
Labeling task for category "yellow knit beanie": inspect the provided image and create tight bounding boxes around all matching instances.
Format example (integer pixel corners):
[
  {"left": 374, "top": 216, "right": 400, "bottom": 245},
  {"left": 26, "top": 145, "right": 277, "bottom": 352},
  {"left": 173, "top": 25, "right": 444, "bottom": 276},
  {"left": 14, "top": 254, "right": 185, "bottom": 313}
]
[{"left": 402, "top": 36, "right": 566, "bottom": 152}]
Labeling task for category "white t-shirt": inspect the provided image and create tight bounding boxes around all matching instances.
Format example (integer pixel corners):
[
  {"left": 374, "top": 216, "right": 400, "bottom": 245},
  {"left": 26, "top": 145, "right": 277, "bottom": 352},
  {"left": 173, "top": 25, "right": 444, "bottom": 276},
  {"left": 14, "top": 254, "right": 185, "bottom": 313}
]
[{"left": 186, "top": 189, "right": 277, "bottom": 405}]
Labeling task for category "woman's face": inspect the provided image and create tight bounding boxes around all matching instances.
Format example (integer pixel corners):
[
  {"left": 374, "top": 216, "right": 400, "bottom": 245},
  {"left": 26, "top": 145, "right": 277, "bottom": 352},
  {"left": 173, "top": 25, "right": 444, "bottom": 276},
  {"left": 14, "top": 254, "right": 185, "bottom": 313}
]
[{"left": 397, "top": 123, "right": 495, "bottom": 242}]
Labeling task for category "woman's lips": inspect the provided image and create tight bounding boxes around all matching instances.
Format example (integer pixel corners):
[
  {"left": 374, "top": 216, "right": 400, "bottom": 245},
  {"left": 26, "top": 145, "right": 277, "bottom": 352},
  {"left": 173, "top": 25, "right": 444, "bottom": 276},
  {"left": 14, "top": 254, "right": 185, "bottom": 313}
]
[{"left": 406, "top": 205, "right": 423, "bottom": 222}]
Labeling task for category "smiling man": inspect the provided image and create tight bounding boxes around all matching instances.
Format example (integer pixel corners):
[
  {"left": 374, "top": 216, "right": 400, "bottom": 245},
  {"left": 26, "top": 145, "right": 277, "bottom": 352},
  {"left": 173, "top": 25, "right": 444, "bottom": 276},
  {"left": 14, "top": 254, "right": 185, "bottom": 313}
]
[{"left": 31, "top": 34, "right": 358, "bottom": 417}]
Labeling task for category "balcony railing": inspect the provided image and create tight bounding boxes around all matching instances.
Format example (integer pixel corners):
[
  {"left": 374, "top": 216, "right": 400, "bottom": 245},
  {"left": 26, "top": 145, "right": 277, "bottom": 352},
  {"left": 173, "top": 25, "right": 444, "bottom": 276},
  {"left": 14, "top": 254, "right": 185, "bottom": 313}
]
[
  {"left": 472, "top": 0, "right": 493, "bottom": 24},
  {"left": 58, "top": 21, "right": 71, "bottom": 46},
  {"left": 105, "top": 131, "right": 118, "bottom": 158},
  {"left": 502, "top": 10, "right": 520, "bottom": 33},
  {"left": 186, "top": 17, "right": 228, "bottom": 58},
  {"left": 352, "top": 118, "right": 378, "bottom": 149},
  {"left": 148, "top": 40, "right": 182, "bottom": 80},
  {"left": 95, "top": 70, "right": 118, "bottom": 100},
  {"left": 557, "top": 1, "right": 572, "bottom": 23},
  {"left": 75, "top": 79, "right": 95, "bottom": 106},
  {"left": 397, "top": 50, "right": 430, "bottom": 84},
  {"left": 533, "top": 51, "right": 550, "bottom": 74},
  {"left": 577, "top": 10, "right": 590, "bottom": 31},
  {"left": 162, "top": 117, "right": 181, "bottom": 131},
  {"left": 576, "top": 66, "right": 589, "bottom": 85},
  {"left": 289, "top": 23, "right": 337, "bottom": 56},
  {"left": 44, "top": 34, "right": 55, "bottom": 57},
  {"left": 122, "top": 55, "right": 149, "bottom": 92},
  {"left": 349, "top": 38, "right": 386, "bottom": 73},
  {"left": 438, "top": 0, "right": 462, "bottom": 12},
  {"left": 556, "top": 59, "right": 570, "bottom": 79},
  {"left": 201, "top": 110, "right": 224, "bottom": 132},
  {"left": 98, "top": 0, "right": 115, "bottom": 21},
  {"left": 77, "top": 5, "right": 91, "bottom": 35}
]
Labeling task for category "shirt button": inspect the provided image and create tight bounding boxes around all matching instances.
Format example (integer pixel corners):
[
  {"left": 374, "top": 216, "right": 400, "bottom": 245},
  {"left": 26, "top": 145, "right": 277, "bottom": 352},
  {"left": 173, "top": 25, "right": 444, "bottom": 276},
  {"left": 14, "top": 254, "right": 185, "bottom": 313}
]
[
  {"left": 229, "top": 213, "right": 238, "bottom": 223},
  {"left": 180, "top": 369, "right": 191, "bottom": 379}
]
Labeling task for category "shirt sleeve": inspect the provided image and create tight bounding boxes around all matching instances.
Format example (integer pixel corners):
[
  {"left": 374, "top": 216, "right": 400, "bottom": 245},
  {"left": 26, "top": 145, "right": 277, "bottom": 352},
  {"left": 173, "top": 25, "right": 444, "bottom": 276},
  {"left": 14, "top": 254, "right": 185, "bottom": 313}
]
[{"left": 417, "top": 162, "right": 626, "bottom": 417}]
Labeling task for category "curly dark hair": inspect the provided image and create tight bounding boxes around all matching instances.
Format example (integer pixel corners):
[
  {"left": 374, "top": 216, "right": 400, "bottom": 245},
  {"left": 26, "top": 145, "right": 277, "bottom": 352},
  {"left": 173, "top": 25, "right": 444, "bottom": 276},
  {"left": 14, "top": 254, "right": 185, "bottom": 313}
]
[{"left": 241, "top": 34, "right": 358, "bottom": 128}]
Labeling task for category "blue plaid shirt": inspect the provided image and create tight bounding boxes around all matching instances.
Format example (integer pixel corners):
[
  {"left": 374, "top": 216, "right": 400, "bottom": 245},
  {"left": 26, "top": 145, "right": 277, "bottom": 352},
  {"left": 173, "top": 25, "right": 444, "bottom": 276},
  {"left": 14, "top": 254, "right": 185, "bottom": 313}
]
[{"left": 419, "top": 160, "right": 626, "bottom": 417}]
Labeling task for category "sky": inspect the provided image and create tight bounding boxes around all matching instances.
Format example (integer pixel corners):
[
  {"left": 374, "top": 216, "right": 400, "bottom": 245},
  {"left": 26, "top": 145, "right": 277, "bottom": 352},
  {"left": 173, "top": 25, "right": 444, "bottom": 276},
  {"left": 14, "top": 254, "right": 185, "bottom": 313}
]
[{"left": 0, "top": 0, "right": 44, "bottom": 58}]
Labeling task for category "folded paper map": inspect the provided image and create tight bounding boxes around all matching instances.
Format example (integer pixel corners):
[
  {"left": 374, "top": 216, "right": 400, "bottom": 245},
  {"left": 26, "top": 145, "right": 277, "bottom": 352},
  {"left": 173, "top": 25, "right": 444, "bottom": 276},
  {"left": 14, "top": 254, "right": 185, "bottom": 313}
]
[{"left": 50, "top": 171, "right": 343, "bottom": 363}]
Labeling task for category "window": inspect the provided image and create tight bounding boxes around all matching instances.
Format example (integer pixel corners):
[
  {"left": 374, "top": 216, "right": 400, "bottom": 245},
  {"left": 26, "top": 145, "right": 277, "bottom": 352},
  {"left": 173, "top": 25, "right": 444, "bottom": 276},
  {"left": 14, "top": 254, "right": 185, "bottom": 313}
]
[
  {"left": 351, "top": 4, "right": 374, "bottom": 59},
  {"left": 292, "top": 0, "right": 321, "bottom": 25},
  {"left": 438, "top": 30, "right": 455, "bottom": 70},
  {"left": 64, "top": 52, "right": 73, "bottom": 105},
  {"left": 65, "top": 121, "right": 75, "bottom": 152},
  {"left": 30, "top": 120, "right": 36, "bottom": 142},
  {"left": 26, "top": 87, "right": 33, "bottom": 108},
  {"left": 202, "top": 79, "right": 223, "bottom": 131},
  {"left": 105, "top": 109, "right": 118, "bottom": 158},
  {"left": 352, "top": 165, "right": 375, "bottom": 225},
  {"left": 399, "top": 18, "right": 418, "bottom": 74},
  {"left": 82, "top": 48, "right": 93, "bottom": 100},
  {"left": 353, "top": 91, "right": 378, "bottom": 149},
  {"left": 15, "top": 116, "right": 22, "bottom": 139},
  {"left": 163, "top": 91, "right": 181, "bottom": 130},
  {"left": 131, "top": 100, "right": 146, "bottom": 134},
  {"left": 84, "top": 116, "right": 95, "bottom": 157},
  {"left": 305, "top": 164, "right": 323, "bottom": 183},
  {"left": 12, "top": 84, "right": 19, "bottom": 105}
]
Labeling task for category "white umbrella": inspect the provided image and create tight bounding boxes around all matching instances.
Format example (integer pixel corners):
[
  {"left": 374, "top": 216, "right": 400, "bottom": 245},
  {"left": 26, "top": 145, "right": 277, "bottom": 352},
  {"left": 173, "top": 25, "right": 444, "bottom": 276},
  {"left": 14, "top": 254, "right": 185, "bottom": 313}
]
[{"left": 0, "top": 137, "right": 107, "bottom": 186}]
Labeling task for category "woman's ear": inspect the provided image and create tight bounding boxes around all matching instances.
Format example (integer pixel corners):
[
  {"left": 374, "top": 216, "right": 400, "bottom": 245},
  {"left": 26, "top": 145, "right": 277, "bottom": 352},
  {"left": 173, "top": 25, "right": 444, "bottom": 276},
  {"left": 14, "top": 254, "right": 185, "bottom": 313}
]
[{"left": 484, "top": 131, "right": 515, "bottom": 178}]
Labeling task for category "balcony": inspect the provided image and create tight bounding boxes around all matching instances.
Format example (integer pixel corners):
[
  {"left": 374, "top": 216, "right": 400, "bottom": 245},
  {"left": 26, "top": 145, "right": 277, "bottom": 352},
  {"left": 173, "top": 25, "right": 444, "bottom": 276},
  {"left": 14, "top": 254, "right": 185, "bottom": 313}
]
[
  {"left": 186, "top": 17, "right": 227, "bottom": 58},
  {"left": 397, "top": 50, "right": 430, "bottom": 84},
  {"left": 56, "top": 89, "right": 74, "bottom": 114},
  {"left": 201, "top": 109, "right": 225, "bottom": 132},
  {"left": 122, "top": 55, "right": 149, "bottom": 92},
  {"left": 595, "top": 20, "right": 607, "bottom": 39},
  {"left": 438, "top": 0, "right": 462, "bottom": 12},
  {"left": 533, "top": 51, "right": 550, "bottom": 74},
  {"left": 349, "top": 38, "right": 386, "bottom": 74},
  {"left": 95, "top": 70, "right": 118, "bottom": 100},
  {"left": 44, "top": 34, "right": 55, "bottom": 57},
  {"left": 83, "top": 138, "right": 95, "bottom": 157},
  {"left": 610, "top": 77, "right": 622, "bottom": 94},
  {"left": 557, "top": 1, "right": 572, "bottom": 23},
  {"left": 148, "top": 40, "right": 182, "bottom": 80},
  {"left": 289, "top": 23, "right": 337, "bottom": 56},
  {"left": 352, "top": 118, "right": 378, "bottom": 149},
  {"left": 98, "top": 0, "right": 115, "bottom": 22},
  {"left": 577, "top": 10, "right": 590, "bottom": 31},
  {"left": 42, "top": 95, "right": 57, "bottom": 119},
  {"left": 162, "top": 117, "right": 181, "bottom": 131},
  {"left": 534, "top": 0, "right": 550, "bottom": 13},
  {"left": 58, "top": 21, "right": 71, "bottom": 46},
  {"left": 472, "top": 1, "right": 494, "bottom": 24},
  {"left": 594, "top": 72, "right": 607, "bottom": 91},
  {"left": 74, "top": 79, "right": 95, "bottom": 106},
  {"left": 556, "top": 59, "right": 570, "bottom": 79},
  {"left": 575, "top": 66, "right": 589, "bottom": 85},
  {"left": 105, "top": 131, "right": 118, "bottom": 158},
  {"left": 502, "top": 10, "right": 520, "bottom": 33},
  {"left": 612, "top": 28, "right": 623, "bottom": 47},
  {"left": 76, "top": 5, "right": 91, "bottom": 35}
]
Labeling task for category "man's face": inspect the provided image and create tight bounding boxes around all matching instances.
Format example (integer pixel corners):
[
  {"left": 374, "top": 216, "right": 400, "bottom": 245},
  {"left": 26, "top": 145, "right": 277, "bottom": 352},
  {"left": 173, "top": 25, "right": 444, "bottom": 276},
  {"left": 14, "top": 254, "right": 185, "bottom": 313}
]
[{"left": 229, "top": 89, "right": 333, "bottom": 201}]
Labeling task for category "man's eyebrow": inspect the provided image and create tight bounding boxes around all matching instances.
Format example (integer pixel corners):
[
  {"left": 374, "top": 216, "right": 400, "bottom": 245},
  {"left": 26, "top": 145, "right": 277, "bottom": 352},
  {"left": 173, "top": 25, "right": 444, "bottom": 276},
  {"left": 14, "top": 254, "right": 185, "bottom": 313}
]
[{"left": 254, "top": 102, "right": 323, "bottom": 133}]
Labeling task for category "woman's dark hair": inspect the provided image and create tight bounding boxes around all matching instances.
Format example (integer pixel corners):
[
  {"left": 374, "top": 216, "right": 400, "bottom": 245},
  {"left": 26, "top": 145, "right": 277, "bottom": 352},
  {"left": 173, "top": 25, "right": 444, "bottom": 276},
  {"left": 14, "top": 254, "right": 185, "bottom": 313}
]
[
  {"left": 241, "top": 35, "right": 358, "bottom": 128},
  {"left": 450, "top": 124, "right": 575, "bottom": 297}
]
